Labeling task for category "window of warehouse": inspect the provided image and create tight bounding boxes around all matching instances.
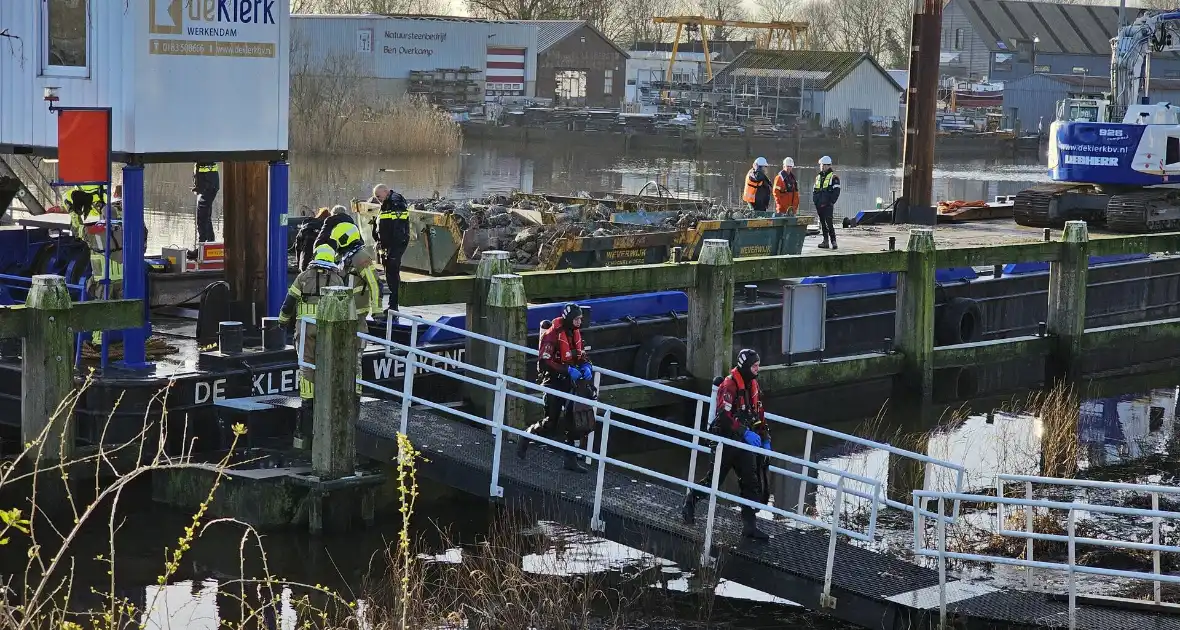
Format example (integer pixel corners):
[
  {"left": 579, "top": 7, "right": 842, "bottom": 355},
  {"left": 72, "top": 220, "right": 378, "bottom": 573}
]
[
  {"left": 604, "top": 70, "right": 614, "bottom": 96},
  {"left": 43, "top": 0, "right": 89, "bottom": 76}
]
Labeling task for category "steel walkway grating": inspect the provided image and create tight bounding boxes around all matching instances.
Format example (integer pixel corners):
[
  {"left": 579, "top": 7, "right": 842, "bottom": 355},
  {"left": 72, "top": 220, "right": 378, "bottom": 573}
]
[{"left": 355, "top": 400, "right": 1180, "bottom": 630}]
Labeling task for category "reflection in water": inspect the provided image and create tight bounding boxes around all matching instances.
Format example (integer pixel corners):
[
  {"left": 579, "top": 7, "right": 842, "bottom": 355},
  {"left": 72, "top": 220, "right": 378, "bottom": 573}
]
[
  {"left": 132, "top": 523, "right": 793, "bottom": 630},
  {"left": 788, "top": 387, "right": 1180, "bottom": 519},
  {"left": 142, "top": 580, "right": 297, "bottom": 630},
  {"left": 101, "top": 145, "right": 1048, "bottom": 253},
  {"left": 1080, "top": 388, "right": 1179, "bottom": 468}
]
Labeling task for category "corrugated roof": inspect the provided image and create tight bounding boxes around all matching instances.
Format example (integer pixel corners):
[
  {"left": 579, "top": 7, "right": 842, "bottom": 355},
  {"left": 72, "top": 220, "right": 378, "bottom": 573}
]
[
  {"left": 712, "top": 49, "right": 902, "bottom": 91},
  {"left": 513, "top": 20, "right": 630, "bottom": 58},
  {"left": 525, "top": 20, "right": 584, "bottom": 52},
  {"left": 952, "top": 0, "right": 1145, "bottom": 55},
  {"left": 1009, "top": 73, "right": 1180, "bottom": 92}
]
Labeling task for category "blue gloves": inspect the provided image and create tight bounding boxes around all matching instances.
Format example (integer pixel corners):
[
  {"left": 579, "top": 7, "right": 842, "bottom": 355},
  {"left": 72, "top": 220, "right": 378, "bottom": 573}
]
[
  {"left": 579, "top": 363, "right": 593, "bottom": 381},
  {"left": 567, "top": 365, "right": 582, "bottom": 381},
  {"left": 743, "top": 429, "right": 762, "bottom": 448}
]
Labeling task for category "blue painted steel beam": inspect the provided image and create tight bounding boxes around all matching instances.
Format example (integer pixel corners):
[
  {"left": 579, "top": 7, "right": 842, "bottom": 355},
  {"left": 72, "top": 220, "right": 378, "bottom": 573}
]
[
  {"left": 119, "top": 164, "right": 151, "bottom": 369},
  {"left": 267, "top": 161, "right": 289, "bottom": 318}
]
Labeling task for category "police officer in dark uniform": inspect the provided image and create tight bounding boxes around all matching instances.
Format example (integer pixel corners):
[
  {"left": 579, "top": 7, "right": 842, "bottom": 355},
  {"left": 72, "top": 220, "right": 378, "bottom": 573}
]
[
  {"left": 193, "top": 162, "right": 219, "bottom": 243},
  {"left": 681, "top": 348, "right": 771, "bottom": 540},
  {"left": 371, "top": 184, "right": 409, "bottom": 313}
]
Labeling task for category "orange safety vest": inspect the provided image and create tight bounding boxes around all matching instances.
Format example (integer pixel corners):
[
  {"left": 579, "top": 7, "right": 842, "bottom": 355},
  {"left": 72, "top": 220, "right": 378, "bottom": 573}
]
[
  {"left": 773, "top": 170, "right": 800, "bottom": 214},
  {"left": 742, "top": 171, "right": 769, "bottom": 204}
]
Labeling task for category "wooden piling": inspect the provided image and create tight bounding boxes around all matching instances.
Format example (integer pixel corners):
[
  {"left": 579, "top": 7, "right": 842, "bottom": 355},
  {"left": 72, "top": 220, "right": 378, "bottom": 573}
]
[
  {"left": 22, "top": 275, "right": 76, "bottom": 461},
  {"left": 312, "top": 286, "right": 357, "bottom": 480},
  {"left": 899, "top": 0, "right": 943, "bottom": 225},
  {"left": 222, "top": 161, "right": 270, "bottom": 320},
  {"left": 467, "top": 251, "right": 511, "bottom": 416},
  {"left": 486, "top": 274, "right": 527, "bottom": 428},
  {"left": 1047, "top": 221, "right": 1089, "bottom": 382},
  {"left": 893, "top": 229, "right": 936, "bottom": 403},
  {"left": 688, "top": 239, "right": 734, "bottom": 385}
]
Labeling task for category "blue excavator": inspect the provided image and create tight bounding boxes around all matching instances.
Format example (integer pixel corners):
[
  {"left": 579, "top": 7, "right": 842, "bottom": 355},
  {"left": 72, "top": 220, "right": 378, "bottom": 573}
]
[{"left": 1014, "top": 9, "right": 1180, "bottom": 232}]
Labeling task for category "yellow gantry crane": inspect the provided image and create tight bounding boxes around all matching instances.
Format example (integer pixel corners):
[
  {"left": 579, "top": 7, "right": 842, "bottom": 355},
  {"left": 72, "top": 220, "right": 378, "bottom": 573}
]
[{"left": 652, "top": 16, "right": 810, "bottom": 84}]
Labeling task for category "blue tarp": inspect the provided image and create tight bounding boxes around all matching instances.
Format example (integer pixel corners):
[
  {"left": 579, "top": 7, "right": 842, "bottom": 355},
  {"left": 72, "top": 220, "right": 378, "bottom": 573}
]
[
  {"left": 800, "top": 268, "right": 978, "bottom": 296},
  {"left": 1003, "top": 254, "right": 1150, "bottom": 275},
  {"left": 414, "top": 291, "right": 690, "bottom": 343}
]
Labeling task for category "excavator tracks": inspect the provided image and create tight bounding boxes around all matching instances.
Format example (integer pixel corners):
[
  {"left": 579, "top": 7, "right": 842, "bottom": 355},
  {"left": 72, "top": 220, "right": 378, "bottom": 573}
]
[
  {"left": 1107, "top": 189, "right": 1180, "bottom": 233},
  {"left": 1013, "top": 184, "right": 1086, "bottom": 227}
]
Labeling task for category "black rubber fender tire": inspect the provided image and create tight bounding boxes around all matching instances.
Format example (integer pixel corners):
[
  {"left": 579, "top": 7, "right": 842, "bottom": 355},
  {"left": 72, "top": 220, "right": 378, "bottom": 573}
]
[
  {"left": 936, "top": 297, "right": 983, "bottom": 345},
  {"left": 632, "top": 335, "right": 688, "bottom": 380},
  {"left": 842, "top": 217, "right": 851, "bottom": 228}
]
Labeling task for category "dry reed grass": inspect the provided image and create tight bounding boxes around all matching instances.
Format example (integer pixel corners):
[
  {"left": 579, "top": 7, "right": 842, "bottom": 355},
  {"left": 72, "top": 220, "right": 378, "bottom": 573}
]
[
  {"left": 290, "top": 96, "right": 463, "bottom": 157},
  {"left": 288, "top": 29, "right": 462, "bottom": 157},
  {"left": 1, "top": 395, "right": 732, "bottom": 630}
]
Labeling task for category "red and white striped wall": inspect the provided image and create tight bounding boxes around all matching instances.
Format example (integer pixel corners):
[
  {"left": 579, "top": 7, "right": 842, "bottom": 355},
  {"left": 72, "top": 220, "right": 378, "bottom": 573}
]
[{"left": 486, "top": 47, "right": 526, "bottom": 98}]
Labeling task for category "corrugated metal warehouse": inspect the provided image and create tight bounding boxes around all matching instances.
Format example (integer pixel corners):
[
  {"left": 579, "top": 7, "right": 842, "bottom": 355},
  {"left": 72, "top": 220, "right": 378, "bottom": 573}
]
[
  {"left": 710, "top": 50, "right": 903, "bottom": 128},
  {"left": 940, "top": 0, "right": 1180, "bottom": 82},
  {"left": 290, "top": 15, "right": 538, "bottom": 104},
  {"left": 1003, "top": 74, "right": 1180, "bottom": 130}
]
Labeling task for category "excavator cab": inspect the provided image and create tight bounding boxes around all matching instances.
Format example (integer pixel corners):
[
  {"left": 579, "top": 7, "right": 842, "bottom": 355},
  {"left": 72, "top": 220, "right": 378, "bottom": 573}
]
[{"left": 1056, "top": 98, "right": 1112, "bottom": 123}]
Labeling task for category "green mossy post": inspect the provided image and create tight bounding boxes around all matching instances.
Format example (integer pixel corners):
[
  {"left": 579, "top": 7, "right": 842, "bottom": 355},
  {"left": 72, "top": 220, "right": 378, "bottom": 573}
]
[
  {"left": 22, "top": 275, "right": 75, "bottom": 461},
  {"left": 467, "top": 250, "right": 511, "bottom": 416},
  {"left": 688, "top": 239, "right": 734, "bottom": 386},
  {"left": 312, "top": 286, "right": 357, "bottom": 480},
  {"left": 1047, "top": 221, "right": 1089, "bottom": 383},
  {"left": 486, "top": 274, "right": 527, "bottom": 428},
  {"left": 893, "top": 229, "right": 936, "bottom": 404}
]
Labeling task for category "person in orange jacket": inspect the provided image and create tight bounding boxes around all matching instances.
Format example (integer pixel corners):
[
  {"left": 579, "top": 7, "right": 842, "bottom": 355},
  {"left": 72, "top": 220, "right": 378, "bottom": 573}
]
[
  {"left": 741, "top": 157, "right": 772, "bottom": 212},
  {"left": 772, "top": 157, "right": 799, "bottom": 215}
]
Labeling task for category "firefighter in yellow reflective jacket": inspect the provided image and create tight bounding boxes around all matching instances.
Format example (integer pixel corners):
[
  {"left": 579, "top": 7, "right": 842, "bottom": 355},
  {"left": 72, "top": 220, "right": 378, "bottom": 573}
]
[
  {"left": 65, "top": 185, "right": 106, "bottom": 233},
  {"left": 341, "top": 244, "right": 380, "bottom": 334},
  {"left": 278, "top": 243, "right": 348, "bottom": 446},
  {"left": 328, "top": 220, "right": 363, "bottom": 255},
  {"left": 341, "top": 244, "right": 379, "bottom": 403},
  {"left": 67, "top": 186, "right": 125, "bottom": 348}
]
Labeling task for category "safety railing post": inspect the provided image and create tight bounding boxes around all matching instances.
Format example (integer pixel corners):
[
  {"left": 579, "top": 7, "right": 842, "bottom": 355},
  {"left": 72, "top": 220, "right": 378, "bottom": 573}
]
[
  {"left": 1068, "top": 508, "right": 1077, "bottom": 630},
  {"left": 1025, "top": 481, "right": 1034, "bottom": 589},
  {"left": 399, "top": 321, "right": 419, "bottom": 440},
  {"left": 701, "top": 442, "right": 725, "bottom": 569},
  {"left": 590, "top": 410, "right": 612, "bottom": 533},
  {"left": 797, "top": 429, "right": 814, "bottom": 515},
  {"left": 821, "top": 477, "right": 845, "bottom": 609},
  {"left": 585, "top": 370, "right": 602, "bottom": 466},
  {"left": 487, "top": 345, "right": 507, "bottom": 498},
  {"left": 937, "top": 497, "right": 947, "bottom": 628},
  {"left": 687, "top": 384, "right": 717, "bottom": 490},
  {"left": 1153, "top": 491, "right": 1162, "bottom": 605},
  {"left": 383, "top": 310, "right": 395, "bottom": 357}
]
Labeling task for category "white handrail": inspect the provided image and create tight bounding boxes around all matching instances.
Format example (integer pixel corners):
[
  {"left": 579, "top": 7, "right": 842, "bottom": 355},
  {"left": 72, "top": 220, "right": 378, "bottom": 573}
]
[
  {"left": 301, "top": 306, "right": 969, "bottom": 603},
  {"left": 913, "top": 485, "right": 1180, "bottom": 630},
  {"left": 381, "top": 310, "right": 967, "bottom": 517}
]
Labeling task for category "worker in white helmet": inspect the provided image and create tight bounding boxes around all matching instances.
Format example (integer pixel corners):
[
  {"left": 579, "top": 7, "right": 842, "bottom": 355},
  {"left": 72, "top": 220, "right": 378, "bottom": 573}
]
[
  {"left": 742, "top": 157, "right": 772, "bottom": 213},
  {"left": 813, "top": 155, "right": 841, "bottom": 249},
  {"left": 772, "top": 157, "right": 799, "bottom": 215}
]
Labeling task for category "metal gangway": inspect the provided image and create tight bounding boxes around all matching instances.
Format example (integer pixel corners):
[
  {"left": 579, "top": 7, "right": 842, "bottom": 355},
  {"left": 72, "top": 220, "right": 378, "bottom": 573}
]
[{"left": 294, "top": 309, "right": 1180, "bottom": 629}]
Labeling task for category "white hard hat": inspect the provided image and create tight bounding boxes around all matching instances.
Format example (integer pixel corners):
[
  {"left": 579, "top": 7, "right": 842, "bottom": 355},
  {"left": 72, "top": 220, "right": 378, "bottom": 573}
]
[
  {"left": 783, "top": 157, "right": 795, "bottom": 167},
  {"left": 753, "top": 157, "right": 769, "bottom": 167},
  {"left": 818, "top": 155, "right": 833, "bottom": 165}
]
